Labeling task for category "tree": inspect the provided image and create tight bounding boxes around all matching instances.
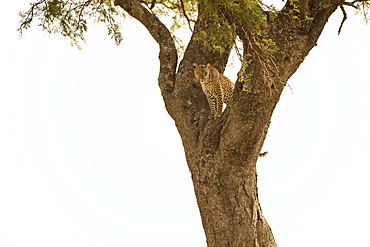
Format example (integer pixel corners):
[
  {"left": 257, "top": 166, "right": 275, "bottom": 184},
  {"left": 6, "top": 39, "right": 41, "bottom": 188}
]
[{"left": 18, "top": 0, "right": 370, "bottom": 246}]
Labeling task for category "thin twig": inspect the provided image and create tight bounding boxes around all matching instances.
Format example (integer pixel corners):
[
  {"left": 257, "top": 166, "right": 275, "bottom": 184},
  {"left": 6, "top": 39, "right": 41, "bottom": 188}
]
[
  {"left": 234, "top": 40, "right": 243, "bottom": 61},
  {"left": 338, "top": 5, "right": 347, "bottom": 35},
  {"left": 286, "top": 82, "right": 294, "bottom": 94},
  {"left": 18, "top": 0, "right": 47, "bottom": 34},
  {"left": 343, "top": 1, "right": 358, "bottom": 8},
  {"left": 178, "top": 0, "right": 193, "bottom": 31},
  {"left": 350, "top": 0, "right": 369, "bottom": 4},
  {"left": 343, "top": 0, "right": 370, "bottom": 8}
]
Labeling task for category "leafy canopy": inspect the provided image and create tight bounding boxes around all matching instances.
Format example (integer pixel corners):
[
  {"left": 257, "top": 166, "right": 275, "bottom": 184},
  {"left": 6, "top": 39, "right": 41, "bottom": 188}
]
[
  {"left": 18, "top": 0, "right": 370, "bottom": 51},
  {"left": 18, "top": 0, "right": 124, "bottom": 48},
  {"left": 18, "top": 0, "right": 275, "bottom": 50}
]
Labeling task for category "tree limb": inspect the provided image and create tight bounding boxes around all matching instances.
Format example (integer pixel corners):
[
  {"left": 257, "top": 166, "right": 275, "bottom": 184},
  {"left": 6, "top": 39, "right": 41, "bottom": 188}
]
[
  {"left": 114, "top": 0, "right": 178, "bottom": 92},
  {"left": 338, "top": 0, "right": 367, "bottom": 34},
  {"left": 343, "top": 0, "right": 370, "bottom": 9},
  {"left": 347, "top": 0, "right": 370, "bottom": 4},
  {"left": 343, "top": 1, "right": 359, "bottom": 8},
  {"left": 338, "top": 4, "right": 347, "bottom": 35}
]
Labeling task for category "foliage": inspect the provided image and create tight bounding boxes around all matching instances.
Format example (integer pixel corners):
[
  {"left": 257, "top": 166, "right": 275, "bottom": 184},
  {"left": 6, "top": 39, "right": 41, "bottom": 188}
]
[
  {"left": 17, "top": 0, "right": 278, "bottom": 54},
  {"left": 18, "top": 0, "right": 370, "bottom": 53},
  {"left": 17, "top": 0, "right": 271, "bottom": 51},
  {"left": 18, "top": 0, "right": 124, "bottom": 48},
  {"left": 356, "top": 1, "right": 370, "bottom": 23},
  {"left": 191, "top": 0, "right": 271, "bottom": 54}
]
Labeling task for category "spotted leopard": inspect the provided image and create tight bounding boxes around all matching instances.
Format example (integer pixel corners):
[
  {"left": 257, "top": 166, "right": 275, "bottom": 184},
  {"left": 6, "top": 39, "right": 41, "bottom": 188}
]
[{"left": 193, "top": 63, "right": 235, "bottom": 118}]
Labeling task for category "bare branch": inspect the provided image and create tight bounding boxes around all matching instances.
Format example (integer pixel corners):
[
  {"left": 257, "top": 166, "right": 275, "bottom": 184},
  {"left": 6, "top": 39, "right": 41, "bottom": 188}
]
[
  {"left": 342, "top": 0, "right": 370, "bottom": 9},
  {"left": 178, "top": 0, "right": 193, "bottom": 31},
  {"left": 350, "top": 0, "right": 370, "bottom": 4},
  {"left": 343, "top": 2, "right": 359, "bottom": 8},
  {"left": 338, "top": 5, "right": 347, "bottom": 35}
]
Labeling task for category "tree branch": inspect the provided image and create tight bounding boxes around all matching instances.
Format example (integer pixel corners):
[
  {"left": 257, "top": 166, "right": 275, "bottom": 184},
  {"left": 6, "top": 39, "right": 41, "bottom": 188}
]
[
  {"left": 178, "top": 0, "right": 193, "bottom": 31},
  {"left": 338, "top": 5, "right": 347, "bottom": 35},
  {"left": 347, "top": 0, "right": 370, "bottom": 4},
  {"left": 343, "top": 0, "right": 370, "bottom": 10},
  {"left": 114, "top": 0, "right": 178, "bottom": 92},
  {"left": 343, "top": 1, "right": 359, "bottom": 8}
]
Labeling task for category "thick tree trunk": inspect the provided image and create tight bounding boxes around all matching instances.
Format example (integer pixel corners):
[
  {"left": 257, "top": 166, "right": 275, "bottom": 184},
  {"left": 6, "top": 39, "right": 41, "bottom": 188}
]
[{"left": 115, "top": 0, "right": 342, "bottom": 246}]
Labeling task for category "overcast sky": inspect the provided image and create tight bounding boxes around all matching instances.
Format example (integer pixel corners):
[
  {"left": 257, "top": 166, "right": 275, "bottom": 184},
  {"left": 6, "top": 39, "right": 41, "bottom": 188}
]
[{"left": 1, "top": 1, "right": 370, "bottom": 247}]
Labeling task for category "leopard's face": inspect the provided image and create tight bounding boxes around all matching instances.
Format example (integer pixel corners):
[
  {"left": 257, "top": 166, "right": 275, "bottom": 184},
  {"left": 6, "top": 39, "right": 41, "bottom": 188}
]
[{"left": 193, "top": 63, "right": 211, "bottom": 84}]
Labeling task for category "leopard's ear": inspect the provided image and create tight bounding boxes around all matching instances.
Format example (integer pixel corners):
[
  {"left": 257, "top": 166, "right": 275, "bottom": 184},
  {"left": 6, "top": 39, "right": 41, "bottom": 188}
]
[
  {"left": 206, "top": 63, "right": 210, "bottom": 68},
  {"left": 192, "top": 63, "right": 198, "bottom": 69}
]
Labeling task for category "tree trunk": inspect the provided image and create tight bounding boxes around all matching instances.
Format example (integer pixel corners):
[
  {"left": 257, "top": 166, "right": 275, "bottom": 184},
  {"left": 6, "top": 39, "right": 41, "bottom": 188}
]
[{"left": 114, "top": 0, "right": 342, "bottom": 246}]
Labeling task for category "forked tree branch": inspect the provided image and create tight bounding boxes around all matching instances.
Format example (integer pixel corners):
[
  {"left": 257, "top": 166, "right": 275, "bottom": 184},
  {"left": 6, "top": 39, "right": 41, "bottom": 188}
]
[
  {"left": 114, "top": 0, "right": 178, "bottom": 92},
  {"left": 343, "top": 1, "right": 359, "bottom": 8},
  {"left": 345, "top": 0, "right": 370, "bottom": 5},
  {"left": 343, "top": 0, "right": 370, "bottom": 9}
]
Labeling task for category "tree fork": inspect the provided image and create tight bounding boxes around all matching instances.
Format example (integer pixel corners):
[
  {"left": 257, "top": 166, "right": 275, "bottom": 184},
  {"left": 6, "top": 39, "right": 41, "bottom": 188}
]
[{"left": 115, "top": 0, "right": 344, "bottom": 246}]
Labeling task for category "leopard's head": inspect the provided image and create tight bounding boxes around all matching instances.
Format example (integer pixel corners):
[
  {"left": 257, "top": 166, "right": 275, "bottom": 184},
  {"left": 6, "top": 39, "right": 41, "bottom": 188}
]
[{"left": 193, "top": 63, "right": 211, "bottom": 84}]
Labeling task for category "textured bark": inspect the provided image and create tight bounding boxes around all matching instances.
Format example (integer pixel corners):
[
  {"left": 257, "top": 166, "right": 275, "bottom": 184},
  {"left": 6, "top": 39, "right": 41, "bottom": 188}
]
[{"left": 115, "top": 0, "right": 344, "bottom": 246}]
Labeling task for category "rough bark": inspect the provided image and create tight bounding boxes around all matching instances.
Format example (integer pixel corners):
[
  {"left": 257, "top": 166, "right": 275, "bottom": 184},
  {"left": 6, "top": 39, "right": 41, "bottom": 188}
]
[{"left": 114, "top": 0, "right": 344, "bottom": 246}]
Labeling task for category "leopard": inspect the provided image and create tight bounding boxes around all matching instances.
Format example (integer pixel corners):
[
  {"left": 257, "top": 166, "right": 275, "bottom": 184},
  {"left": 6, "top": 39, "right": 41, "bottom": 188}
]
[
  {"left": 192, "top": 63, "right": 235, "bottom": 118},
  {"left": 193, "top": 63, "right": 268, "bottom": 157}
]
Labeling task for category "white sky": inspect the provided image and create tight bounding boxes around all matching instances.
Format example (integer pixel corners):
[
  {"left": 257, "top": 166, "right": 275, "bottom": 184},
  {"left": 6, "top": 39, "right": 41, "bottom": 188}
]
[{"left": 1, "top": 1, "right": 370, "bottom": 247}]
